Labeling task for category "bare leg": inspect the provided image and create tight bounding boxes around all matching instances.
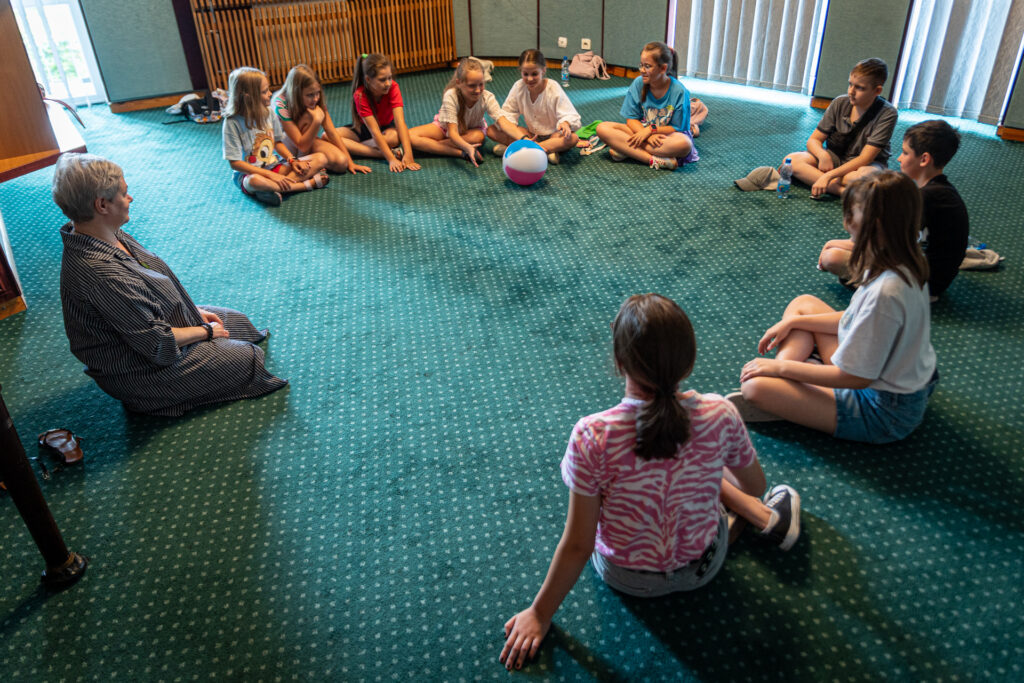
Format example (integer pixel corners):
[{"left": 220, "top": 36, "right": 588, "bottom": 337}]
[
  {"left": 538, "top": 133, "right": 579, "bottom": 154},
  {"left": 740, "top": 295, "right": 840, "bottom": 433},
  {"left": 488, "top": 123, "right": 527, "bottom": 145},
  {"left": 595, "top": 123, "right": 690, "bottom": 164},
  {"left": 819, "top": 245, "right": 853, "bottom": 279},
  {"left": 312, "top": 138, "right": 350, "bottom": 173},
  {"left": 410, "top": 125, "right": 484, "bottom": 158},
  {"left": 787, "top": 151, "right": 825, "bottom": 186},
  {"left": 720, "top": 477, "right": 771, "bottom": 529},
  {"left": 334, "top": 126, "right": 385, "bottom": 159}
]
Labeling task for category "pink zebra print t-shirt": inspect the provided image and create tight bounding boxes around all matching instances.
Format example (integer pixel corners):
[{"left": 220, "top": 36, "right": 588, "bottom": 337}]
[{"left": 560, "top": 392, "right": 756, "bottom": 571}]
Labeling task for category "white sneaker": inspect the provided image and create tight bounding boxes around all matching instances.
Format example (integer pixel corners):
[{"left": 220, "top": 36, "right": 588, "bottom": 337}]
[
  {"left": 725, "top": 391, "right": 782, "bottom": 423},
  {"left": 547, "top": 152, "right": 560, "bottom": 165},
  {"left": 492, "top": 143, "right": 507, "bottom": 157},
  {"left": 649, "top": 155, "right": 678, "bottom": 171}
]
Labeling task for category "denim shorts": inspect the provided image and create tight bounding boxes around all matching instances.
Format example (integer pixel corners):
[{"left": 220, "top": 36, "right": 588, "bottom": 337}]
[
  {"left": 590, "top": 513, "right": 727, "bottom": 597},
  {"left": 834, "top": 371, "right": 939, "bottom": 444}
]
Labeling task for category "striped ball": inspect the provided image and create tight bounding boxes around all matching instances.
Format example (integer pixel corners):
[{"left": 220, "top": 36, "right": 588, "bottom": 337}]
[{"left": 502, "top": 139, "right": 547, "bottom": 186}]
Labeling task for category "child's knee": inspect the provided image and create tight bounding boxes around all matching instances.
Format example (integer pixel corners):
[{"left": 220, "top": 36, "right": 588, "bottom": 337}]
[
  {"left": 786, "top": 294, "right": 825, "bottom": 315},
  {"left": 741, "top": 377, "right": 772, "bottom": 405},
  {"left": 819, "top": 248, "right": 850, "bottom": 275},
  {"left": 596, "top": 121, "right": 616, "bottom": 137}
]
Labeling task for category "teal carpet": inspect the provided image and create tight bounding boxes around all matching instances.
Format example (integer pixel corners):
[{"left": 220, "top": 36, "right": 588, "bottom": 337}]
[{"left": 1, "top": 68, "right": 1022, "bottom": 681}]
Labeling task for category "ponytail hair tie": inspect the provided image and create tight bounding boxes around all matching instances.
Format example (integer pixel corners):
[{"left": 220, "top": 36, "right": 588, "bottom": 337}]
[{"left": 361, "top": 53, "right": 368, "bottom": 58}]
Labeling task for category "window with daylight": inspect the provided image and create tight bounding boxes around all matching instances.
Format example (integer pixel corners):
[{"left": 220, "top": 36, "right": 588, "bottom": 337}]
[
  {"left": 11, "top": 0, "right": 106, "bottom": 106},
  {"left": 682, "top": 0, "right": 830, "bottom": 94}
]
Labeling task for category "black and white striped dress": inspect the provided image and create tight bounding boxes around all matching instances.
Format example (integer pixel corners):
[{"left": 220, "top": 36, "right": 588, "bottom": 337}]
[{"left": 59, "top": 223, "right": 287, "bottom": 416}]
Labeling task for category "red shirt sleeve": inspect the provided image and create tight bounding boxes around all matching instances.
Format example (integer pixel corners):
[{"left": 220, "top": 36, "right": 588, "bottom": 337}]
[
  {"left": 387, "top": 82, "right": 403, "bottom": 110},
  {"left": 354, "top": 87, "right": 373, "bottom": 119}
]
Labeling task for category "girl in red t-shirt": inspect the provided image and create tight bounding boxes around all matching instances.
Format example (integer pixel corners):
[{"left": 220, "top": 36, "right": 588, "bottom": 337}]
[{"left": 336, "top": 53, "right": 420, "bottom": 172}]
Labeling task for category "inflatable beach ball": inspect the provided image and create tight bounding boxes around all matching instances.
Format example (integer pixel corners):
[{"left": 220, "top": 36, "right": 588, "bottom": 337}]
[{"left": 502, "top": 139, "right": 547, "bottom": 186}]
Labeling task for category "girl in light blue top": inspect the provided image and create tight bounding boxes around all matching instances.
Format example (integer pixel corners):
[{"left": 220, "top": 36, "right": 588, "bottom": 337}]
[{"left": 596, "top": 41, "right": 698, "bottom": 171}]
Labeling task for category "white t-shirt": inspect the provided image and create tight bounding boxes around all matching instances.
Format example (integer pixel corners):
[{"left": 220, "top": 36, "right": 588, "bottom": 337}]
[
  {"left": 501, "top": 78, "right": 581, "bottom": 136},
  {"left": 437, "top": 88, "right": 504, "bottom": 130},
  {"left": 832, "top": 269, "right": 936, "bottom": 393}
]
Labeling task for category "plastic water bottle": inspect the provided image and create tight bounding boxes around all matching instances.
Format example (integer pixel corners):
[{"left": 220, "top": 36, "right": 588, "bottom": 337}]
[
  {"left": 561, "top": 56, "right": 570, "bottom": 88},
  {"left": 777, "top": 158, "right": 793, "bottom": 199}
]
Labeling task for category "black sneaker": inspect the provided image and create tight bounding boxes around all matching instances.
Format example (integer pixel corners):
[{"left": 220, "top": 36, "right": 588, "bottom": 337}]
[{"left": 760, "top": 484, "right": 800, "bottom": 550}]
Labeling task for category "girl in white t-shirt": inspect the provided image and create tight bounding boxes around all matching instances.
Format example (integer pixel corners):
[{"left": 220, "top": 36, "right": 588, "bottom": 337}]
[
  {"left": 499, "top": 293, "right": 800, "bottom": 671},
  {"left": 490, "top": 49, "right": 581, "bottom": 165},
  {"left": 409, "top": 57, "right": 524, "bottom": 167},
  {"left": 272, "top": 64, "right": 371, "bottom": 175},
  {"left": 729, "top": 170, "right": 938, "bottom": 443}
]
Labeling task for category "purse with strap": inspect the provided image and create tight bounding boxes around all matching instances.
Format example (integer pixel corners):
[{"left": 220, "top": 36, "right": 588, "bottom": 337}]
[{"left": 569, "top": 51, "right": 610, "bottom": 80}]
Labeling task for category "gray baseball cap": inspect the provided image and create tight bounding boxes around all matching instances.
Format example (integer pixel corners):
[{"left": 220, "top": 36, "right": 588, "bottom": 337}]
[{"left": 735, "top": 166, "right": 781, "bottom": 191}]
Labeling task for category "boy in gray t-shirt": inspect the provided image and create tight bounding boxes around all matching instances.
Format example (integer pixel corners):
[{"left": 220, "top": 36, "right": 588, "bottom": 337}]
[{"left": 781, "top": 58, "right": 897, "bottom": 198}]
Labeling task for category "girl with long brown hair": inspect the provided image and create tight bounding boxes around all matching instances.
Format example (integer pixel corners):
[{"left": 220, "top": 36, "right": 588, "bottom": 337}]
[{"left": 730, "top": 170, "right": 938, "bottom": 444}]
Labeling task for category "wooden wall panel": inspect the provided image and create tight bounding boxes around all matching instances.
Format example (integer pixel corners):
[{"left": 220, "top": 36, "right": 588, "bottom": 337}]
[{"left": 191, "top": 0, "right": 455, "bottom": 91}]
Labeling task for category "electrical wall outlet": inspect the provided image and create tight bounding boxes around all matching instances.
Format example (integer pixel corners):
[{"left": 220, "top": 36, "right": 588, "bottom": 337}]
[
  {"left": 581, "top": 38, "right": 591, "bottom": 50},
  {"left": 558, "top": 36, "right": 567, "bottom": 48}
]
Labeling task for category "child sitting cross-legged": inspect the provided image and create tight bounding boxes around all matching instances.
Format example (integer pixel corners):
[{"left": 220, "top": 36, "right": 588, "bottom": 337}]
[
  {"left": 222, "top": 66, "right": 329, "bottom": 206},
  {"left": 819, "top": 120, "right": 969, "bottom": 301},
  {"left": 784, "top": 58, "right": 898, "bottom": 198}
]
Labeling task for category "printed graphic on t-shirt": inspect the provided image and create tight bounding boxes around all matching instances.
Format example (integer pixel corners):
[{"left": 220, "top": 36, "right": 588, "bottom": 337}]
[
  {"left": 644, "top": 104, "right": 675, "bottom": 128},
  {"left": 247, "top": 130, "right": 276, "bottom": 167}
]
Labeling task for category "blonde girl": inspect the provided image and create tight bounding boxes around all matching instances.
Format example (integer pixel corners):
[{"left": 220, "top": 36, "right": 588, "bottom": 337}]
[
  {"left": 729, "top": 170, "right": 938, "bottom": 444},
  {"left": 409, "top": 57, "right": 524, "bottom": 167},
  {"left": 490, "top": 49, "right": 581, "bottom": 165},
  {"left": 595, "top": 41, "right": 698, "bottom": 171},
  {"left": 222, "top": 66, "right": 329, "bottom": 206},
  {"left": 272, "top": 64, "right": 371, "bottom": 175},
  {"left": 334, "top": 53, "right": 419, "bottom": 172},
  {"left": 500, "top": 294, "right": 801, "bottom": 670}
]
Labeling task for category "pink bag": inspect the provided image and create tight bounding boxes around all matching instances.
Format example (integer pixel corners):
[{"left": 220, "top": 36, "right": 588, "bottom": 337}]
[{"left": 569, "top": 51, "right": 610, "bottom": 80}]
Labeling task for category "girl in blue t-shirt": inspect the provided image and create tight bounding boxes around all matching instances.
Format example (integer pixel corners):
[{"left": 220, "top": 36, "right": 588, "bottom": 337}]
[{"left": 596, "top": 42, "right": 698, "bottom": 171}]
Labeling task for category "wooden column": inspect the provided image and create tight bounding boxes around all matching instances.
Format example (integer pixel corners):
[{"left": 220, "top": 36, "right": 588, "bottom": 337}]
[{"left": 0, "top": 0, "right": 58, "bottom": 180}]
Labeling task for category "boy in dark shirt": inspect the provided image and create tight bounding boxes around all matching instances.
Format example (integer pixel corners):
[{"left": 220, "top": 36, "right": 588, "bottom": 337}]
[{"left": 818, "top": 120, "right": 969, "bottom": 301}]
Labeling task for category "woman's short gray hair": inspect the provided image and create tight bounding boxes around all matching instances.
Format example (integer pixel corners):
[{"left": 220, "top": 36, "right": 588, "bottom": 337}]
[{"left": 52, "top": 153, "right": 124, "bottom": 223}]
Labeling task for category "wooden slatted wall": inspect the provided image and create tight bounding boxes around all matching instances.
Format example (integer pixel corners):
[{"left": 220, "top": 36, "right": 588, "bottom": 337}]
[{"left": 190, "top": 0, "right": 455, "bottom": 91}]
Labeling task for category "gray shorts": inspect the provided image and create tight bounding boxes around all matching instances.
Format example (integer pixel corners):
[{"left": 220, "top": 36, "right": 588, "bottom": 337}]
[{"left": 590, "top": 514, "right": 728, "bottom": 597}]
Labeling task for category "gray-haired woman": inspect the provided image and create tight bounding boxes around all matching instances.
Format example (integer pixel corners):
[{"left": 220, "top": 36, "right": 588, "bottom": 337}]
[{"left": 54, "top": 153, "right": 286, "bottom": 416}]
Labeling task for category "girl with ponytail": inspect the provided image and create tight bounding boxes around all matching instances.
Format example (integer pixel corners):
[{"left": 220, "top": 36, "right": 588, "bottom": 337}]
[
  {"left": 500, "top": 293, "right": 801, "bottom": 671},
  {"left": 336, "top": 53, "right": 420, "bottom": 172},
  {"left": 595, "top": 41, "right": 699, "bottom": 171}
]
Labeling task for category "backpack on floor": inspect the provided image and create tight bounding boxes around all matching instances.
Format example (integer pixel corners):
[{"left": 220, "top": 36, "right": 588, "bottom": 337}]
[
  {"left": 569, "top": 51, "right": 610, "bottom": 80},
  {"left": 164, "top": 90, "right": 223, "bottom": 125}
]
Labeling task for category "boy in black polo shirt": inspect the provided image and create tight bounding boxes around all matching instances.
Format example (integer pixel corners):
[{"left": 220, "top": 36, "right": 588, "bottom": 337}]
[{"left": 818, "top": 120, "right": 969, "bottom": 301}]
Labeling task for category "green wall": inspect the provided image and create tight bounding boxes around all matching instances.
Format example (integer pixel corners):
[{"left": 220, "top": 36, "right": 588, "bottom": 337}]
[
  {"left": 466, "top": 0, "right": 536, "bottom": 57},
  {"left": 453, "top": 0, "right": 471, "bottom": 57},
  {"left": 539, "top": 0, "right": 602, "bottom": 63},
  {"left": 451, "top": 0, "right": 667, "bottom": 67},
  {"left": 813, "top": 0, "right": 911, "bottom": 100},
  {"left": 603, "top": 0, "right": 668, "bottom": 68},
  {"left": 80, "top": 0, "right": 191, "bottom": 102}
]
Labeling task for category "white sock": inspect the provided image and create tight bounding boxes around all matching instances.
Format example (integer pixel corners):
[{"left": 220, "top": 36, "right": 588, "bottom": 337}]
[{"left": 761, "top": 509, "right": 779, "bottom": 533}]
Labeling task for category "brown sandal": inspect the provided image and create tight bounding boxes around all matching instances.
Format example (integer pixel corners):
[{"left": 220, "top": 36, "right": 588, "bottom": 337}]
[{"left": 37, "top": 429, "right": 83, "bottom": 465}]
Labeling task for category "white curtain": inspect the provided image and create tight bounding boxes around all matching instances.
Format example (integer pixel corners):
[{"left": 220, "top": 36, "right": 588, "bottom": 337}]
[
  {"left": 683, "top": 0, "right": 829, "bottom": 93},
  {"left": 893, "top": 0, "right": 1024, "bottom": 124}
]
